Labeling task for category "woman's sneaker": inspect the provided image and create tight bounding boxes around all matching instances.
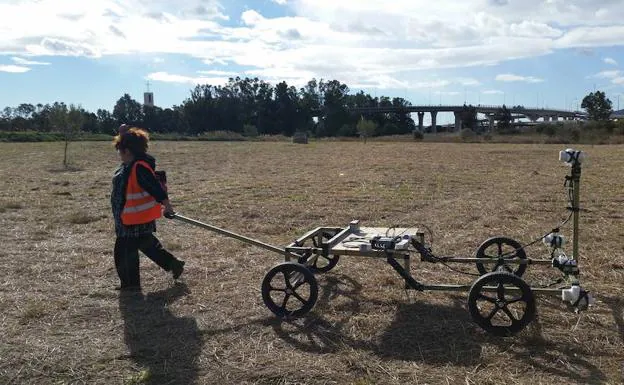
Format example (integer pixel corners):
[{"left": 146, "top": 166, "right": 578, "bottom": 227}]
[{"left": 172, "top": 260, "right": 185, "bottom": 279}]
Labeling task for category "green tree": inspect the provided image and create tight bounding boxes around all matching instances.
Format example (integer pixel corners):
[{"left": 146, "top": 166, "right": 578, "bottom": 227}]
[
  {"left": 494, "top": 104, "right": 513, "bottom": 133},
  {"left": 581, "top": 91, "right": 613, "bottom": 121},
  {"left": 460, "top": 104, "right": 478, "bottom": 130},
  {"left": 49, "top": 103, "right": 84, "bottom": 167},
  {"left": 96, "top": 108, "right": 116, "bottom": 134},
  {"left": 356, "top": 116, "right": 376, "bottom": 143},
  {"left": 64, "top": 105, "right": 84, "bottom": 167},
  {"left": 113, "top": 94, "right": 144, "bottom": 126}
]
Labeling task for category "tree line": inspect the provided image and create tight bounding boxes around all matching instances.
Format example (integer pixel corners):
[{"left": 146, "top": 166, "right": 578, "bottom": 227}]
[{"left": 0, "top": 77, "right": 417, "bottom": 138}]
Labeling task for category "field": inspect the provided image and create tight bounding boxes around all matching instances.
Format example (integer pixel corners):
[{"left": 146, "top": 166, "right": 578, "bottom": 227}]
[{"left": 1, "top": 140, "right": 623, "bottom": 385}]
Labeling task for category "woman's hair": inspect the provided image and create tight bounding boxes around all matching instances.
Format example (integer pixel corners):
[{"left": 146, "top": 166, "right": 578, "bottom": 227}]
[{"left": 113, "top": 127, "right": 150, "bottom": 155}]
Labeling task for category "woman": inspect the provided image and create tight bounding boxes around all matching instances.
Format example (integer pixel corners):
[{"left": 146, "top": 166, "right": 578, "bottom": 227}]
[{"left": 111, "top": 127, "right": 184, "bottom": 291}]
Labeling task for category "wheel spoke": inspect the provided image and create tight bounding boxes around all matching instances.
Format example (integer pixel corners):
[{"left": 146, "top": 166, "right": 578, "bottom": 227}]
[
  {"left": 269, "top": 285, "right": 286, "bottom": 292},
  {"left": 486, "top": 307, "right": 499, "bottom": 320},
  {"left": 497, "top": 282, "right": 506, "bottom": 299},
  {"left": 291, "top": 290, "right": 308, "bottom": 304},
  {"left": 478, "top": 293, "right": 497, "bottom": 303},
  {"left": 281, "top": 293, "right": 291, "bottom": 310},
  {"left": 501, "top": 305, "right": 518, "bottom": 321},
  {"left": 507, "top": 296, "right": 524, "bottom": 304},
  {"left": 282, "top": 271, "right": 292, "bottom": 287},
  {"left": 292, "top": 279, "right": 306, "bottom": 290}
]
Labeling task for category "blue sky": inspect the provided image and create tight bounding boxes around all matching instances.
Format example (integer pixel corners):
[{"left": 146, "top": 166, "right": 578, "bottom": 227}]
[{"left": 1, "top": 0, "right": 624, "bottom": 124}]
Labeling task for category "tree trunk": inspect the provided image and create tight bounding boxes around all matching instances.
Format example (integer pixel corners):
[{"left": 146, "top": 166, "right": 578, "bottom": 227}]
[{"left": 63, "top": 140, "right": 69, "bottom": 168}]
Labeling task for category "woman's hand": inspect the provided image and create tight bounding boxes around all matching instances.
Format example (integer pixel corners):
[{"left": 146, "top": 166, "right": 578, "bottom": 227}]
[{"left": 162, "top": 199, "right": 175, "bottom": 217}]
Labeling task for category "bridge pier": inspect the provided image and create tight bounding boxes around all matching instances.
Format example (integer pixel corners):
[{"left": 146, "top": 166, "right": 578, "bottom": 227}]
[
  {"left": 430, "top": 111, "right": 437, "bottom": 133},
  {"left": 488, "top": 115, "right": 495, "bottom": 132},
  {"left": 454, "top": 111, "right": 462, "bottom": 132},
  {"left": 417, "top": 112, "right": 424, "bottom": 132}
]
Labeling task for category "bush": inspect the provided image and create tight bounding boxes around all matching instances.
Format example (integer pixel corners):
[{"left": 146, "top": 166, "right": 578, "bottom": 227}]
[
  {"left": 0, "top": 131, "right": 111, "bottom": 142},
  {"left": 412, "top": 130, "right": 424, "bottom": 141},
  {"left": 243, "top": 124, "right": 258, "bottom": 137},
  {"left": 337, "top": 124, "right": 356, "bottom": 137},
  {"left": 460, "top": 128, "right": 477, "bottom": 141}
]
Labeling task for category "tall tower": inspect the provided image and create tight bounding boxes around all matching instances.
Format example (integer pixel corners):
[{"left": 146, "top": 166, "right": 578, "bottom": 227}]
[{"left": 144, "top": 81, "right": 154, "bottom": 107}]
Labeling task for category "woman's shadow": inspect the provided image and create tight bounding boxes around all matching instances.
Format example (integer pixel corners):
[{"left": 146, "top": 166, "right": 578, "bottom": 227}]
[{"left": 118, "top": 283, "right": 202, "bottom": 385}]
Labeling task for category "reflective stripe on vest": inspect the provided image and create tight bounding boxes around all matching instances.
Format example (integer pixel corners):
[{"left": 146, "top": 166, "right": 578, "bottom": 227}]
[
  {"left": 122, "top": 200, "right": 158, "bottom": 214},
  {"left": 127, "top": 191, "right": 151, "bottom": 200},
  {"left": 121, "top": 160, "right": 162, "bottom": 225}
]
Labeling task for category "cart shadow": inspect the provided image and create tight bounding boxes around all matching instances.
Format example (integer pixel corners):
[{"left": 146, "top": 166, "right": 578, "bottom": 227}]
[
  {"left": 118, "top": 282, "right": 203, "bottom": 385},
  {"left": 263, "top": 274, "right": 372, "bottom": 354},
  {"left": 266, "top": 275, "right": 482, "bottom": 365},
  {"left": 375, "top": 296, "right": 481, "bottom": 365},
  {"left": 485, "top": 297, "right": 608, "bottom": 384},
  {"left": 603, "top": 296, "right": 624, "bottom": 343}
]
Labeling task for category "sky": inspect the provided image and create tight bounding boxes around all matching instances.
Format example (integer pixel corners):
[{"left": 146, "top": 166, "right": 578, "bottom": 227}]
[{"left": 1, "top": 0, "right": 624, "bottom": 124}]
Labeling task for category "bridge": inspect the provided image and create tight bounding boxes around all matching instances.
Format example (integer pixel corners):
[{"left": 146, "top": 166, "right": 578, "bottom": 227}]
[{"left": 348, "top": 105, "right": 588, "bottom": 133}]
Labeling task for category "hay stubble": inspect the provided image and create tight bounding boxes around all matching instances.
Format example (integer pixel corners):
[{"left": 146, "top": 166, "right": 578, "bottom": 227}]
[{"left": 1, "top": 141, "right": 623, "bottom": 385}]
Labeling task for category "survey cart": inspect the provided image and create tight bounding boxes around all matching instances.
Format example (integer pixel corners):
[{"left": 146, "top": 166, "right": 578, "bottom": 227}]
[{"left": 166, "top": 148, "right": 593, "bottom": 336}]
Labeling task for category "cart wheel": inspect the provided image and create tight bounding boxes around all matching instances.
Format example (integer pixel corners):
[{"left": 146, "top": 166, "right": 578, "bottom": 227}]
[
  {"left": 467, "top": 271, "right": 536, "bottom": 337},
  {"left": 261, "top": 262, "right": 318, "bottom": 318},
  {"left": 475, "top": 237, "right": 527, "bottom": 277},
  {"left": 289, "top": 231, "right": 340, "bottom": 274},
  {"left": 304, "top": 253, "right": 340, "bottom": 274}
]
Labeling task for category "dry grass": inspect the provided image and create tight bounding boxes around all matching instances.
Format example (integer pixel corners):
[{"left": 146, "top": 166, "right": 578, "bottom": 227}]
[{"left": 1, "top": 140, "right": 623, "bottom": 385}]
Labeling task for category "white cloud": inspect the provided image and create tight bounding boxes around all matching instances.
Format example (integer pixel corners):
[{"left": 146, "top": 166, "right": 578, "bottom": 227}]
[
  {"left": 0, "top": 0, "right": 623, "bottom": 90},
  {"left": 614, "top": 77, "right": 624, "bottom": 85},
  {"left": 145, "top": 71, "right": 229, "bottom": 86},
  {"left": 457, "top": 77, "right": 481, "bottom": 86},
  {"left": 272, "top": 0, "right": 288, "bottom": 4},
  {"left": 11, "top": 56, "right": 50, "bottom": 65},
  {"left": 197, "top": 69, "right": 239, "bottom": 76},
  {"left": 591, "top": 70, "right": 621, "bottom": 79},
  {"left": 604, "top": 57, "right": 618, "bottom": 66},
  {"left": 0, "top": 64, "right": 30, "bottom": 73},
  {"left": 496, "top": 73, "right": 544, "bottom": 83},
  {"left": 483, "top": 89, "right": 504, "bottom": 94}
]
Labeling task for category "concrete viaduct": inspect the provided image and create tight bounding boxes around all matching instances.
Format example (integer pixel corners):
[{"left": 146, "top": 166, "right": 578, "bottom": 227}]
[{"left": 349, "top": 105, "right": 588, "bottom": 133}]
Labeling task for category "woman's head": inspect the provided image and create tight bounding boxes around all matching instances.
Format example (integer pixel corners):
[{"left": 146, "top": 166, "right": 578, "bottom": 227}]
[{"left": 113, "top": 127, "right": 150, "bottom": 162}]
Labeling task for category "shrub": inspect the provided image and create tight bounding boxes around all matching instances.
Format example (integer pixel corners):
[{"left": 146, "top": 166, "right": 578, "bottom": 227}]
[
  {"left": 243, "top": 124, "right": 258, "bottom": 137},
  {"left": 460, "top": 128, "right": 477, "bottom": 141}
]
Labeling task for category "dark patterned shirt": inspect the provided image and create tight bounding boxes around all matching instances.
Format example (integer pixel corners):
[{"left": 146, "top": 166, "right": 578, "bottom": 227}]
[{"left": 111, "top": 156, "right": 168, "bottom": 238}]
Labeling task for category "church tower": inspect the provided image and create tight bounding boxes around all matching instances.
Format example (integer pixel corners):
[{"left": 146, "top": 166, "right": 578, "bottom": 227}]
[{"left": 143, "top": 81, "right": 154, "bottom": 107}]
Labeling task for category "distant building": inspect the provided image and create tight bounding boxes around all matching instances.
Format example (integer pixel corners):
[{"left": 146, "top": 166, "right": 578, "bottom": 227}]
[
  {"left": 143, "top": 81, "right": 154, "bottom": 108},
  {"left": 611, "top": 109, "right": 624, "bottom": 120},
  {"left": 144, "top": 91, "right": 154, "bottom": 107}
]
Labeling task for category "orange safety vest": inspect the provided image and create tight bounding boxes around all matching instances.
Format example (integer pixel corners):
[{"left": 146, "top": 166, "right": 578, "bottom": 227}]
[{"left": 121, "top": 160, "right": 162, "bottom": 225}]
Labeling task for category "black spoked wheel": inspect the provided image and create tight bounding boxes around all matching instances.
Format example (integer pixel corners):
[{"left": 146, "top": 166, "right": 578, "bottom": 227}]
[
  {"left": 468, "top": 271, "right": 536, "bottom": 337},
  {"left": 261, "top": 262, "right": 318, "bottom": 319},
  {"left": 288, "top": 231, "right": 340, "bottom": 274},
  {"left": 475, "top": 237, "right": 527, "bottom": 277}
]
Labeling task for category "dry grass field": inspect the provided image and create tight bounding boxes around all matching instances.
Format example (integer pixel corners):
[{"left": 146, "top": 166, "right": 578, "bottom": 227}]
[{"left": 1, "top": 140, "right": 623, "bottom": 385}]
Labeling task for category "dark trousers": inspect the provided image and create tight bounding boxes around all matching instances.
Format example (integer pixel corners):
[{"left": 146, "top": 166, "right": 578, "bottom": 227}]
[{"left": 114, "top": 234, "right": 178, "bottom": 287}]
